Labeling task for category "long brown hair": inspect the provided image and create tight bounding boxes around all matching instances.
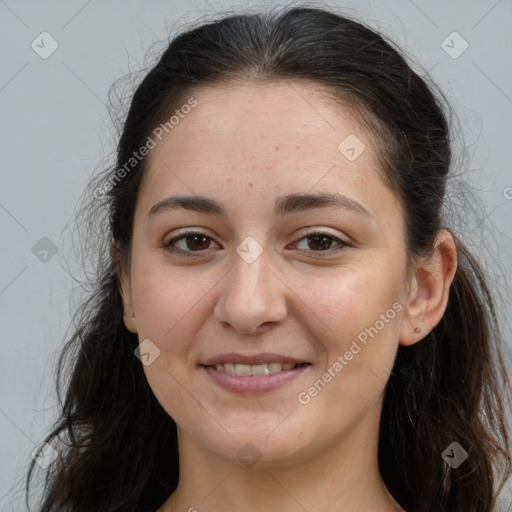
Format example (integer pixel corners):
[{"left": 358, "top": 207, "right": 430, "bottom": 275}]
[{"left": 25, "top": 5, "right": 511, "bottom": 511}]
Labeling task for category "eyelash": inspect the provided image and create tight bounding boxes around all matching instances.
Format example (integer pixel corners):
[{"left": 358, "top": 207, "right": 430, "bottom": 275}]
[{"left": 161, "top": 231, "right": 350, "bottom": 258}]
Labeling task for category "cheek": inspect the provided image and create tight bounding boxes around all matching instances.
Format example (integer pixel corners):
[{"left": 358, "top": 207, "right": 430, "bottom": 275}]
[
  {"left": 131, "top": 255, "right": 209, "bottom": 329},
  {"left": 298, "top": 263, "right": 404, "bottom": 390},
  {"left": 293, "top": 270, "right": 403, "bottom": 425},
  {"left": 130, "top": 259, "right": 215, "bottom": 418},
  {"left": 304, "top": 265, "right": 400, "bottom": 334}
]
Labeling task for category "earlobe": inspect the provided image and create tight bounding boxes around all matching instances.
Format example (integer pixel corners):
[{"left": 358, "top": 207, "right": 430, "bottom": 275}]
[
  {"left": 399, "top": 229, "right": 458, "bottom": 346},
  {"left": 110, "top": 239, "right": 138, "bottom": 334}
]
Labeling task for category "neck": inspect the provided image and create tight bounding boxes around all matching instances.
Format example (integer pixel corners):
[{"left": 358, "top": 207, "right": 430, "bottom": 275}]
[{"left": 158, "top": 402, "right": 404, "bottom": 512}]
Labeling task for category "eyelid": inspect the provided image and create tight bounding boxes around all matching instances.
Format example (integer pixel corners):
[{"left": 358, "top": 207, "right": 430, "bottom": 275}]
[
  {"left": 162, "top": 228, "right": 351, "bottom": 257},
  {"left": 289, "top": 231, "right": 350, "bottom": 256},
  {"left": 294, "top": 226, "right": 349, "bottom": 242},
  {"left": 162, "top": 229, "right": 220, "bottom": 257}
]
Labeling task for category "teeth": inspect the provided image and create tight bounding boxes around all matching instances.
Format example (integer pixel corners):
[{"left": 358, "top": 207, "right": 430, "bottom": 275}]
[
  {"left": 235, "top": 363, "right": 252, "bottom": 376},
  {"left": 223, "top": 363, "right": 235, "bottom": 375},
  {"left": 268, "top": 362, "right": 282, "bottom": 373},
  {"left": 211, "top": 362, "right": 298, "bottom": 376},
  {"left": 247, "top": 364, "right": 270, "bottom": 375}
]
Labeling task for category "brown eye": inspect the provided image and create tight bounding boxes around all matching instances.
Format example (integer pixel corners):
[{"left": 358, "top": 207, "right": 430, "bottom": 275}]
[
  {"left": 182, "top": 234, "right": 211, "bottom": 251},
  {"left": 306, "top": 234, "right": 336, "bottom": 251},
  {"left": 163, "top": 232, "right": 219, "bottom": 257},
  {"left": 293, "top": 232, "right": 349, "bottom": 255}
]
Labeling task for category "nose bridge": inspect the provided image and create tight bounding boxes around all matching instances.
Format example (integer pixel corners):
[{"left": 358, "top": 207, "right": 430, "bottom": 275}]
[{"left": 213, "top": 240, "right": 287, "bottom": 333}]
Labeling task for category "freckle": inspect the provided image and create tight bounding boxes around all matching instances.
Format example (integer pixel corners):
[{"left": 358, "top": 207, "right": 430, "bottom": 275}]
[
  {"left": 274, "top": 146, "right": 279, "bottom": 151},
  {"left": 248, "top": 183, "right": 253, "bottom": 187},
  {"left": 295, "top": 145, "right": 300, "bottom": 150}
]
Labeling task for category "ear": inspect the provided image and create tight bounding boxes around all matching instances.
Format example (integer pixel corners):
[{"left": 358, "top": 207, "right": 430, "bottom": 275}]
[
  {"left": 110, "top": 239, "right": 138, "bottom": 334},
  {"left": 399, "top": 229, "right": 458, "bottom": 346}
]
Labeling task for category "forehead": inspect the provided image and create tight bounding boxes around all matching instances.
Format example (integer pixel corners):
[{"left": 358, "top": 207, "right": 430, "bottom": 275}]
[
  {"left": 149, "top": 80, "right": 377, "bottom": 161},
  {"left": 138, "top": 80, "right": 393, "bottom": 219}
]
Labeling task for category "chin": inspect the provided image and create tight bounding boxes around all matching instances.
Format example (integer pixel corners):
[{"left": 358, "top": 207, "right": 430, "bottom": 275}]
[{"left": 200, "top": 429, "right": 312, "bottom": 469}]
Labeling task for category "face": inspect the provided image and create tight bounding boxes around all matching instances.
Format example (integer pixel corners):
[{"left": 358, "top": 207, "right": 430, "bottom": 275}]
[{"left": 119, "top": 80, "right": 412, "bottom": 467}]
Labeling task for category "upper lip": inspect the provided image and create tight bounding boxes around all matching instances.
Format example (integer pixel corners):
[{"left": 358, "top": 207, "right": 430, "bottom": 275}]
[{"left": 201, "top": 353, "right": 310, "bottom": 366}]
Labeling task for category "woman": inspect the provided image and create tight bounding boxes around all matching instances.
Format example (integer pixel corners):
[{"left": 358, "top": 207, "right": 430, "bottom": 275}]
[{"left": 25, "top": 5, "right": 511, "bottom": 511}]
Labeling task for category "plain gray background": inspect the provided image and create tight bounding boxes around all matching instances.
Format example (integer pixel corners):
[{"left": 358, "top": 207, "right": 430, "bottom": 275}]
[{"left": 1, "top": 0, "right": 511, "bottom": 509}]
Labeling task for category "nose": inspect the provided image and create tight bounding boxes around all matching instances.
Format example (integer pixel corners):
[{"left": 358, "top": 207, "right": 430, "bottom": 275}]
[{"left": 213, "top": 247, "right": 288, "bottom": 335}]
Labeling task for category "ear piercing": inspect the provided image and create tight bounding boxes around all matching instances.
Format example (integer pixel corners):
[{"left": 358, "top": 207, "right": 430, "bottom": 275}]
[
  {"left": 414, "top": 327, "right": 421, "bottom": 333},
  {"left": 130, "top": 312, "right": 136, "bottom": 318}
]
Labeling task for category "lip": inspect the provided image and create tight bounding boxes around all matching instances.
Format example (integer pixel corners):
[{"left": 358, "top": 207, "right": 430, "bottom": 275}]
[
  {"left": 201, "top": 363, "right": 311, "bottom": 395},
  {"left": 201, "top": 352, "right": 309, "bottom": 366}
]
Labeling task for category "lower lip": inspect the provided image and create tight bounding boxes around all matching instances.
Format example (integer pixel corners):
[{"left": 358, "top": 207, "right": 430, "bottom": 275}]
[{"left": 201, "top": 364, "right": 311, "bottom": 395}]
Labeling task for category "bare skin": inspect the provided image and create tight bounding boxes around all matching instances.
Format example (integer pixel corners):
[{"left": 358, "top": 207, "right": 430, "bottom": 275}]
[{"left": 113, "top": 80, "right": 457, "bottom": 512}]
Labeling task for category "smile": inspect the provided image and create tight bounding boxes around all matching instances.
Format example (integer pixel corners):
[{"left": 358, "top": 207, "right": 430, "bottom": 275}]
[
  {"left": 207, "top": 362, "right": 307, "bottom": 376},
  {"left": 201, "top": 363, "right": 312, "bottom": 394}
]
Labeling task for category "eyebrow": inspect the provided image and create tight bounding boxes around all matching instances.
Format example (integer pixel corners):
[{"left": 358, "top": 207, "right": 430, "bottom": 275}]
[{"left": 146, "top": 192, "right": 373, "bottom": 221}]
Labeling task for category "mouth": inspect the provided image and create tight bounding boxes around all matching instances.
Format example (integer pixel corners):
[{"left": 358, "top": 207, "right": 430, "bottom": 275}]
[
  {"left": 199, "top": 362, "right": 312, "bottom": 395},
  {"left": 202, "top": 362, "right": 311, "bottom": 376}
]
